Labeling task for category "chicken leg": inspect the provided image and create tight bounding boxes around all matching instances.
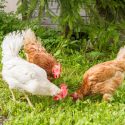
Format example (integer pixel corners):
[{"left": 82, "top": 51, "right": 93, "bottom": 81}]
[
  {"left": 24, "top": 93, "right": 33, "bottom": 107},
  {"left": 10, "top": 89, "right": 16, "bottom": 101}
]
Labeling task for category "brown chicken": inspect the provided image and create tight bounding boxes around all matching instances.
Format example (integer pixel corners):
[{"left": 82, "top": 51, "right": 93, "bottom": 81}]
[
  {"left": 23, "top": 29, "right": 61, "bottom": 80},
  {"left": 71, "top": 47, "right": 125, "bottom": 101}
]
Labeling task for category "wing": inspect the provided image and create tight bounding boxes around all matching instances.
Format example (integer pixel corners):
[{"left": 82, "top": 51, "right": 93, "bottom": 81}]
[
  {"left": 84, "top": 62, "right": 121, "bottom": 83},
  {"left": 32, "top": 53, "right": 54, "bottom": 74},
  {"left": 3, "top": 59, "right": 48, "bottom": 84}
]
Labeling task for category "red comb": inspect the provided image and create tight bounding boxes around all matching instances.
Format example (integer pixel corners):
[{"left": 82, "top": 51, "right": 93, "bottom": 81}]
[
  {"left": 70, "top": 92, "right": 79, "bottom": 101},
  {"left": 53, "top": 83, "right": 68, "bottom": 101}
]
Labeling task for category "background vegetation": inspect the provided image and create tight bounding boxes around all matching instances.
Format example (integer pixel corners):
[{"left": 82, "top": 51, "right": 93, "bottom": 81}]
[{"left": 1, "top": 0, "right": 125, "bottom": 124}]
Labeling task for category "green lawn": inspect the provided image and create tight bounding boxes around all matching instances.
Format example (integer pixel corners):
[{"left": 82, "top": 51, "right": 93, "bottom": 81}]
[{"left": 0, "top": 52, "right": 125, "bottom": 125}]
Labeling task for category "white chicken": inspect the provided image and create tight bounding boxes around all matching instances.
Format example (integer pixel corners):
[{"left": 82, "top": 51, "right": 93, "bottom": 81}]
[{"left": 1, "top": 31, "right": 68, "bottom": 107}]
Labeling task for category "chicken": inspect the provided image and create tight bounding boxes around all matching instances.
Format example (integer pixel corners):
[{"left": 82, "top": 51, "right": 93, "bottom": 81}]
[
  {"left": 71, "top": 47, "right": 125, "bottom": 101},
  {"left": 23, "top": 29, "right": 61, "bottom": 80},
  {"left": 1, "top": 31, "right": 68, "bottom": 107}
]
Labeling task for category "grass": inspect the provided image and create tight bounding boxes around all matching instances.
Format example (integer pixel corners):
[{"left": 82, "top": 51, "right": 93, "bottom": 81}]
[{"left": 1, "top": 50, "right": 125, "bottom": 125}]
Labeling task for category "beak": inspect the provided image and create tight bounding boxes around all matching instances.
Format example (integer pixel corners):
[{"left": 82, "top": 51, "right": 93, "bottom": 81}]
[
  {"left": 53, "top": 94, "right": 61, "bottom": 101},
  {"left": 70, "top": 92, "right": 79, "bottom": 101},
  {"left": 54, "top": 74, "right": 60, "bottom": 79}
]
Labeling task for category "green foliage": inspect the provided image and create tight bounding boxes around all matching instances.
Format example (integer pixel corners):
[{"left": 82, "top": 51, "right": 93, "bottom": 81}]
[
  {"left": 1, "top": 10, "right": 125, "bottom": 54},
  {"left": 0, "top": 0, "right": 6, "bottom": 10},
  {"left": 0, "top": 11, "right": 22, "bottom": 35},
  {"left": 86, "top": 24, "right": 121, "bottom": 52},
  {"left": 0, "top": 11, "right": 40, "bottom": 36},
  {"left": 17, "top": 0, "right": 86, "bottom": 36},
  {"left": 57, "top": 0, "right": 84, "bottom": 36},
  {"left": 17, "top": 0, "right": 49, "bottom": 22},
  {"left": 16, "top": 0, "right": 125, "bottom": 53},
  {"left": 95, "top": 0, "right": 125, "bottom": 22}
]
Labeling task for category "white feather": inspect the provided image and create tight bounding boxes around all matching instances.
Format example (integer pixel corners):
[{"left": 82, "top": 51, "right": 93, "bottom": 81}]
[{"left": 1, "top": 31, "right": 60, "bottom": 96}]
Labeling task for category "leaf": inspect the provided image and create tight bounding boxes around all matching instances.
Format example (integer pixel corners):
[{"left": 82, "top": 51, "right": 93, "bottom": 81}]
[{"left": 54, "top": 50, "right": 61, "bottom": 56}]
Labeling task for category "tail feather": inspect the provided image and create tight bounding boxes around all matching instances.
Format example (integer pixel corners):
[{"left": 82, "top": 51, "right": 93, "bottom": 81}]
[
  {"left": 24, "top": 29, "right": 37, "bottom": 45},
  {"left": 116, "top": 46, "right": 125, "bottom": 60},
  {"left": 23, "top": 28, "right": 46, "bottom": 52},
  {"left": 1, "top": 31, "right": 24, "bottom": 63}
]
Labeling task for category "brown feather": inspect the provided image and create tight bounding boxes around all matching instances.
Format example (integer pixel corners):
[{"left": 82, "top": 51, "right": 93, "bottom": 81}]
[
  {"left": 75, "top": 60, "right": 125, "bottom": 101},
  {"left": 23, "top": 29, "right": 60, "bottom": 79}
]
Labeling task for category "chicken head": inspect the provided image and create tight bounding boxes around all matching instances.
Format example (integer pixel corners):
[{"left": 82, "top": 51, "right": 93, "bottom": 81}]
[
  {"left": 53, "top": 84, "right": 68, "bottom": 100},
  {"left": 52, "top": 64, "right": 61, "bottom": 79}
]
